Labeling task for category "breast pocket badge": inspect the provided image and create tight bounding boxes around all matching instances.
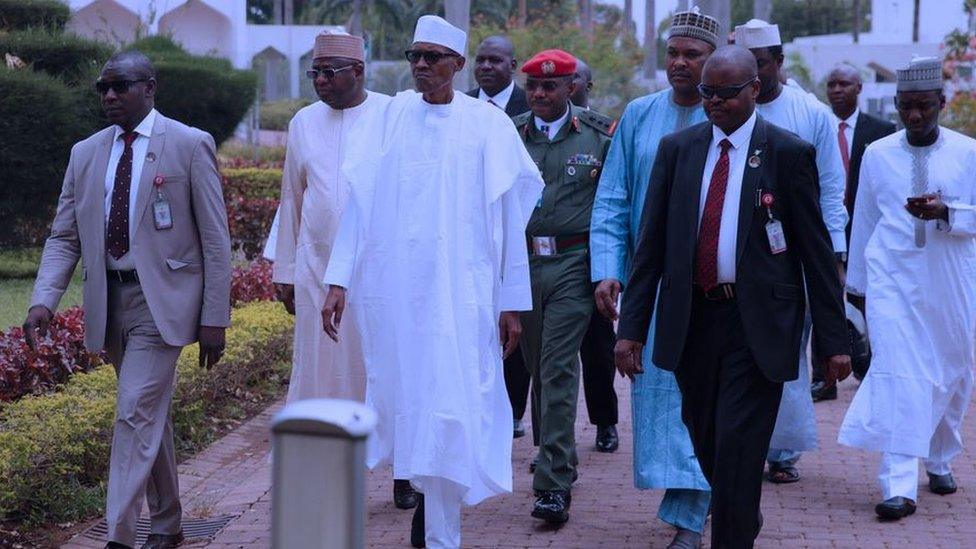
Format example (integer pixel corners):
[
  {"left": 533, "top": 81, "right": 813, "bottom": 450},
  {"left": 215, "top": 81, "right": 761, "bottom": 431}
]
[{"left": 152, "top": 175, "right": 174, "bottom": 230}]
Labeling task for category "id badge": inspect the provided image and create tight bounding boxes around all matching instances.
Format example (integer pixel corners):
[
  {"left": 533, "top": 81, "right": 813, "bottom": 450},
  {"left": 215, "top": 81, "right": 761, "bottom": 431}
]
[
  {"left": 765, "top": 219, "right": 787, "bottom": 254},
  {"left": 153, "top": 196, "right": 173, "bottom": 230}
]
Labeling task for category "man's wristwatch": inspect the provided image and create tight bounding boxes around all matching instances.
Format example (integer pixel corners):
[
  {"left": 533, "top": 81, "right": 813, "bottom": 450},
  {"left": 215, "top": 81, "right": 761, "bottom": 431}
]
[{"left": 835, "top": 252, "right": 848, "bottom": 263}]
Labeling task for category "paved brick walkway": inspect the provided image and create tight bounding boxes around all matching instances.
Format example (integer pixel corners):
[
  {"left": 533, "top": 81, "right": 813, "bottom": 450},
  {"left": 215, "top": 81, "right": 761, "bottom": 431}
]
[{"left": 65, "top": 375, "right": 976, "bottom": 548}]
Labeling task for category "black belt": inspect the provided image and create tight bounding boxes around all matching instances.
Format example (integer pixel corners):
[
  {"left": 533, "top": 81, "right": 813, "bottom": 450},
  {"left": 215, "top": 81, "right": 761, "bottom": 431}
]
[
  {"left": 695, "top": 283, "right": 735, "bottom": 301},
  {"left": 527, "top": 232, "right": 589, "bottom": 256},
  {"left": 107, "top": 270, "right": 139, "bottom": 283}
]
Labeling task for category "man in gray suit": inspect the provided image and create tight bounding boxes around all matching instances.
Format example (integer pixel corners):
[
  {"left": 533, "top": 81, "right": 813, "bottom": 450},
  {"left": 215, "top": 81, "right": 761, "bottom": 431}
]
[{"left": 23, "top": 51, "right": 231, "bottom": 549}]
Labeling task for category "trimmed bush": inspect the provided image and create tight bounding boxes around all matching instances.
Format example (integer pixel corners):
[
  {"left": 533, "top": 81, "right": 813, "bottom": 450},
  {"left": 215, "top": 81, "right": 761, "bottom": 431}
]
[
  {"left": 223, "top": 167, "right": 283, "bottom": 200},
  {"left": 0, "top": 29, "right": 113, "bottom": 85},
  {"left": 218, "top": 142, "right": 286, "bottom": 169},
  {"left": 130, "top": 36, "right": 257, "bottom": 147},
  {"left": 231, "top": 259, "right": 275, "bottom": 306},
  {"left": 0, "top": 0, "right": 70, "bottom": 32},
  {"left": 226, "top": 196, "right": 279, "bottom": 261},
  {"left": 260, "top": 98, "right": 311, "bottom": 131},
  {"left": 0, "top": 302, "right": 294, "bottom": 525},
  {"left": 0, "top": 247, "right": 42, "bottom": 279},
  {"left": 0, "top": 67, "right": 101, "bottom": 247}
]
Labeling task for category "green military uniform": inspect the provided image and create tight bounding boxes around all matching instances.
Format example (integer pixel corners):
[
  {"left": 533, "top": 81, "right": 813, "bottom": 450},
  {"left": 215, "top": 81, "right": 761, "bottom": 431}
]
[{"left": 514, "top": 104, "right": 614, "bottom": 492}]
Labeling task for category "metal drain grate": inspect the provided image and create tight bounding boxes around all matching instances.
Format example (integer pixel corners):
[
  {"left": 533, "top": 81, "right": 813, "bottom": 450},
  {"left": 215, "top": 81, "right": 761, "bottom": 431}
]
[{"left": 82, "top": 515, "right": 237, "bottom": 545}]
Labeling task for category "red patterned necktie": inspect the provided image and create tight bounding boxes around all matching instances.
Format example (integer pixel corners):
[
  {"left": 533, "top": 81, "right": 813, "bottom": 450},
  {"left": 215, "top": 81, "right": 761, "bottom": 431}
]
[
  {"left": 695, "top": 138, "right": 733, "bottom": 291},
  {"left": 838, "top": 121, "right": 852, "bottom": 205},
  {"left": 106, "top": 131, "right": 138, "bottom": 259}
]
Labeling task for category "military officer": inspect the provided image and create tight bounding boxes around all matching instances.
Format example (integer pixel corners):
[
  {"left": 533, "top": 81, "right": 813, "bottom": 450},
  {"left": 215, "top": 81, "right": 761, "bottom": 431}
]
[{"left": 514, "top": 49, "right": 614, "bottom": 525}]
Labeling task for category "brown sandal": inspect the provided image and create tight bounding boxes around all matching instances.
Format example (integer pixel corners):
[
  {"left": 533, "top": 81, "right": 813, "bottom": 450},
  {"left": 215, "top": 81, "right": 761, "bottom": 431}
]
[{"left": 767, "top": 465, "right": 801, "bottom": 483}]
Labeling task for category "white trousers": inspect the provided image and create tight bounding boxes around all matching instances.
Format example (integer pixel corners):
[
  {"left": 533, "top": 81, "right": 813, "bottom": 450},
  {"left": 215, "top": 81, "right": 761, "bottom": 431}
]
[
  {"left": 417, "top": 477, "right": 464, "bottom": 549},
  {"left": 878, "top": 404, "right": 964, "bottom": 500}
]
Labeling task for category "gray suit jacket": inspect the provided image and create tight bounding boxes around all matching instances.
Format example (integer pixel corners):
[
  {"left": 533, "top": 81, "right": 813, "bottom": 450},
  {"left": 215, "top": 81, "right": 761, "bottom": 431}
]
[{"left": 31, "top": 112, "right": 232, "bottom": 351}]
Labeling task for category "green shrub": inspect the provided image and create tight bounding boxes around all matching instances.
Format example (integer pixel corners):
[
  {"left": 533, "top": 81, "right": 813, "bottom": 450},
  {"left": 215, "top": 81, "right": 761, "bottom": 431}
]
[
  {"left": 0, "top": 29, "right": 113, "bottom": 85},
  {"left": 223, "top": 168, "right": 283, "bottom": 200},
  {"left": 127, "top": 37, "right": 258, "bottom": 147},
  {"left": 0, "top": 67, "right": 100, "bottom": 247},
  {"left": 0, "top": 0, "right": 70, "bottom": 32},
  {"left": 0, "top": 247, "right": 42, "bottom": 279},
  {"left": 0, "top": 302, "right": 294, "bottom": 525},
  {"left": 218, "top": 142, "right": 287, "bottom": 168},
  {"left": 260, "top": 98, "right": 312, "bottom": 131}
]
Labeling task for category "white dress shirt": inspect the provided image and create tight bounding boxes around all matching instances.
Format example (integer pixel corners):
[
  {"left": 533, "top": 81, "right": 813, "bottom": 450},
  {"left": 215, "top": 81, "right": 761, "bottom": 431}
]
[
  {"left": 698, "top": 111, "right": 758, "bottom": 284},
  {"left": 836, "top": 108, "right": 858, "bottom": 159},
  {"left": 105, "top": 108, "right": 157, "bottom": 270},
  {"left": 478, "top": 80, "right": 515, "bottom": 111},
  {"left": 533, "top": 104, "right": 571, "bottom": 140}
]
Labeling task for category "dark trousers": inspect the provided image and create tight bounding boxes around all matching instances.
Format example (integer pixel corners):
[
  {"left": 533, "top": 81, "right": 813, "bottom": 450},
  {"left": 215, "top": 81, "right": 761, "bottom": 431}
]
[
  {"left": 674, "top": 293, "right": 784, "bottom": 549},
  {"left": 506, "top": 310, "right": 618, "bottom": 428}
]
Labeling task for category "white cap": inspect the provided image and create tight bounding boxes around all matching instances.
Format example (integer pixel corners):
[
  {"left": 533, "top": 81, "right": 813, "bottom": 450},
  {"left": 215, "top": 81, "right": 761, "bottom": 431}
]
[
  {"left": 734, "top": 19, "right": 782, "bottom": 49},
  {"left": 413, "top": 15, "right": 467, "bottom": 57}
]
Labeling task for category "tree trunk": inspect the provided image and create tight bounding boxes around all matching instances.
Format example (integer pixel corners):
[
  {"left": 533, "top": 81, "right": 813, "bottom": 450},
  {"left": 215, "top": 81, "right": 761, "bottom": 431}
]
[
  {"left": 852, "top": 0, "right": 860, "bottom": 43},
  {"left": 699, "top": 0, "right": 730, "bottom": 41},
  {"left": 348, "top": 0, "right": 363, "bottom": 35},
  {"left": 624, "top": 0, "right": 634, "bottom": 36},
  {"left": 913, "top": 0, "right": 920, "bottom": 42},
  {"left": 273, "top": 0, "right": 283, "bottom": 24},
  {"left": 518, "top": 0, "right": 527, "bottom": 27},
  {"left": 642, "top": 0, "right": 656, "bottom": 79},
  {"left": 753, "top": 0, "right": 772, "bottom": 21},
  {"left": 579, "top": 0, "right": 594, "bottom": 39},
  {"left": 284, "top": 0, "right": 294, "bottom": 25},
  {"left": 445, "top": 0, "right": 472, "bottom": 86}
]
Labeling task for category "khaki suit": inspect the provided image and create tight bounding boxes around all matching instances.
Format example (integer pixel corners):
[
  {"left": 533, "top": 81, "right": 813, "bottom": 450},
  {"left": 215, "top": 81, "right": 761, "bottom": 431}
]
[{"left": 31, "top": 112, "right": 231, "bottom": 546}]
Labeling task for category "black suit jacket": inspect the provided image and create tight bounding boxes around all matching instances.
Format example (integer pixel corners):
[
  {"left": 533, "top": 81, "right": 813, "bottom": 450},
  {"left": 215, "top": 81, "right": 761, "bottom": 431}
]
[
  {"left": 617, "top": 116, "right": 849, "bottom": 382},
  {"left": 466, "top": 83, "right": 530, "bottom": 117},
  {"left": 845, "top": 111, "right": 897, "bottom": 237}
]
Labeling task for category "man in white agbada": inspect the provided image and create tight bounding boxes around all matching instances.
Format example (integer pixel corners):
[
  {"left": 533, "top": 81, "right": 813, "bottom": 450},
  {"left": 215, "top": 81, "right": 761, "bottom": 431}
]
[
  {"left": 735, "top": 19, "right": 849, "bottom": 484},
  {"left": 321, "top": 15, "right": 543, "bottom": 549},
  {"left": 839, "top": 57, "right": 976, "bottom": 521},
  {"left": 268, "top": 31, "right": 424, "bottom": 511}
]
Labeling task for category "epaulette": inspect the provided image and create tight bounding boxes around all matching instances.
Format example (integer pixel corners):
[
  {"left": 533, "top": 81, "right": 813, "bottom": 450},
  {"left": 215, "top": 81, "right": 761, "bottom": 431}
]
[
  {"left": 579, "top": 109, "right": 617, "bottom": 137},
  {"left": 512, "top": 111, "right": 533, "bottom": 139}
]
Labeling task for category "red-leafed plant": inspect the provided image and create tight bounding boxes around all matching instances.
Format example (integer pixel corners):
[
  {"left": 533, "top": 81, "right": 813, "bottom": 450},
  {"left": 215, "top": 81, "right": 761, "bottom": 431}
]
[
  {"left": 0, "top": 307, "right": 101, "bottom": 402},
  {"left": 230, "top": 259, "right": 276, "bottom": 306},
  {"left": 226, "top": 196, "right": 278, "bottom": 261}
]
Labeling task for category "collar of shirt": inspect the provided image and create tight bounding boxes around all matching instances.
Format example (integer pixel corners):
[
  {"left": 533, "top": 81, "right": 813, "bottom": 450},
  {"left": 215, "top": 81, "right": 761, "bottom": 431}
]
[
  {"left": 835, "top": 107, "right": 859, "bottom": 131},
  {"left": 533, "top": 104, "right": 571, "bottom": 140},
  {"left": 113, "top": 108, "right": 157, "bottom": 142},
  {"left": 478, "top": 80, "right": 515, "bottom": 111},
  {"left": 710, "top": 110, "right": 757, "bottom": 152}
]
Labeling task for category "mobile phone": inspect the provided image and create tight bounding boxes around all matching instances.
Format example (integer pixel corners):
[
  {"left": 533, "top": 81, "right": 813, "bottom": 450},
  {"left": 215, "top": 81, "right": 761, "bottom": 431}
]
[{"left": 906, "top": 196, "right": 930, "bottom": 205}]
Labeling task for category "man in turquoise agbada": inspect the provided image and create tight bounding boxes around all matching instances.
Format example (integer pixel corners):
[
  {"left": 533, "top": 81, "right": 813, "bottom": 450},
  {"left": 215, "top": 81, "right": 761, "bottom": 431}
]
[{"left": 589, "top": 8, "right": 718, "bottom": 549}]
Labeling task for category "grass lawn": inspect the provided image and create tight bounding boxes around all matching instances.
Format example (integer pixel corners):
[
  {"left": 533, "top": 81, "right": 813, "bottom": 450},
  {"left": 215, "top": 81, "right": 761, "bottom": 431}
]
[{"left": 0, "top": 276, "right": 83, "bottom": 331}]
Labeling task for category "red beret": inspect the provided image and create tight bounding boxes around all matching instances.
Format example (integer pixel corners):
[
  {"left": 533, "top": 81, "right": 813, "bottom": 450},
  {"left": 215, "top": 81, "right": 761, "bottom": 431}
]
[{"left": 521, "top": 49, "right": 577, "bottom": 78}]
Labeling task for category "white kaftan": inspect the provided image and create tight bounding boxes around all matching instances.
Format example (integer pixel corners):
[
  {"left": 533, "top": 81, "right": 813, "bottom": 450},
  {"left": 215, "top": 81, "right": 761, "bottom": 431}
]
[
  {"left": 272, "top": 92, "right": 390, "bottom": 402},
  {"left": 839, "top": 128, "right": 976, "bottom": 458},
  {"left": 323, "top": 90, "right": 543, "bottom": 505}
]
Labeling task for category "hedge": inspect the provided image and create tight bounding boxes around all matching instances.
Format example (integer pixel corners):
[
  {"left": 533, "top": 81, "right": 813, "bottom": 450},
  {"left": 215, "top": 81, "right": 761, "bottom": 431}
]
[
  {"left": 0, "top": 301, "right": 294, "bottom": 525},
  {"left": 0, "top": 0, "right": 70, "bottom": 32},
  {"left": 260, "top": 98, "right": 312, "bottom": 131},
  {"left": 223, "top": 168, "right": 283, "bottom": 200},
  {"left": 0, "top": 67, "right": 100, "bottom": 247},
  {"left": 0, "top": 28, "right": 114, "bottom": 85}
]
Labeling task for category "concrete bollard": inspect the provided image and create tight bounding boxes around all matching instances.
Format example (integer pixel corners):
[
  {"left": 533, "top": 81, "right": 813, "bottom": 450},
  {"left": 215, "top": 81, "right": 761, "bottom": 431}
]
[{"left": 271, "top": 399, "right": 377, "bottom": 549}]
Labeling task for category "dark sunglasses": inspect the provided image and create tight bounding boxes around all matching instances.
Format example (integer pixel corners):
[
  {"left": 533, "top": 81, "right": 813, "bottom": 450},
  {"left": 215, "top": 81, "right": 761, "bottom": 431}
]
[
  {"left": 305, "top": 64, "right": 356, "bottom": 80},
  {"left": 525, "top": 79, "right": 567, "bottom": 93},
  {"left": 697, "top": 78, "right": 758, "bottom": 100},
  {"left": 94, "top": 79, "right": 148, "bottom": 95},
  {"left": 404, "top": 49, "right": 458, "bottom": 65}
]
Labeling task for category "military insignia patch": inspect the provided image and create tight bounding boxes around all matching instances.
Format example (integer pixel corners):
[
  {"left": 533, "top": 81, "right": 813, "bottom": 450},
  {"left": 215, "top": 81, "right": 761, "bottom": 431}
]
[{"left": 541, "top": 60, "right": 556, "bottom": 75}]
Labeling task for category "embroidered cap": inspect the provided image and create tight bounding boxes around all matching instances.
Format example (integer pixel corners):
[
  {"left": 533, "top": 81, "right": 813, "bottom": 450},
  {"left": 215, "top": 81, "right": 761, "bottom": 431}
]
[
  {"left": 668, "top": 7, "right": 720, "bottom": 48},
  {"left": 896, "top": 56, "right": 944, "bottom": 92},
  {"left": 313, "top": 30, "right": 365, "bottom": 62}
]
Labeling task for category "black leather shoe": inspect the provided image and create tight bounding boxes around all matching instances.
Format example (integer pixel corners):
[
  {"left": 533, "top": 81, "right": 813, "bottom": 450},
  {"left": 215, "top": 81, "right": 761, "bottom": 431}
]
[
  {"left": 410, "top": 493, "right": 425, "bottom": 548},
  {"left": 106, "top": 543, "right": 132, "bottom": 549},
  {"left": 529, "top": 454, "right": 538, "bottom": 473},
  {"left": 666, "top": 528, "right": 702, "bottom": 549},
  {"left": 532, "top": 489, "right": 571, "bottom": 523},
  {"left": 875, "top": 496, "right": 916, "bottom": 520},
  {"left": 928, "top": 472, "right": 958, "bottom": 495},
  {"left": 595, "top": 424, "right": 619, "bottom": 453},
  {"left": 394, "top": 478, "right": 419, "bottom": 509},
  {"left": 514, "top": 419, "right": 526, "bottom": 438},
  {"left": 140, "top": 532, "right": 184, "bottom": 549},
  {"left": 811, "top": 381, "right": 837, "bottom": 401}
]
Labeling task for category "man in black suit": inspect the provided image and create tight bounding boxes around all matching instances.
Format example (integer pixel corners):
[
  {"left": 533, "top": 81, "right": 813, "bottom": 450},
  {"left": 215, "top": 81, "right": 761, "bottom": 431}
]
[
  {"left": 809, "top": 63, "right": 897, "bottom": 400},
  {"left": 466, "top": 35, "right": 530, "bottom": 117},
  {"left": 614, "top": 46, "right": 852, "bottom": 548}
]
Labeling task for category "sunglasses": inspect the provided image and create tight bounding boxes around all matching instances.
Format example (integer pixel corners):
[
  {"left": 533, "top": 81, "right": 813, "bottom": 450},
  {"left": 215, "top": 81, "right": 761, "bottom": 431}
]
[
  {"left": 404, "top": 49, "right": 458, "bottom": 65},
  {"left": 525, "top": 79, "right": 568, "bottom": 93},
  {"left": 305, "top": 64, "right": 356, "bottom": 80},
  {"left": 94, "top": 79, "right": 148, "bottom": 95},
  {"left": 697, "top": 78, "right": 758, "bottom": 100}
]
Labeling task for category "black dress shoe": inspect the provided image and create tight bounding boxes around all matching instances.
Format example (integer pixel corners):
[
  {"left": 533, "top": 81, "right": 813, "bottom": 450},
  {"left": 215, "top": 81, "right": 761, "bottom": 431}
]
[
  {"left": 531, "top": 489, "right": 571, "bottom": 524},
  {"left": 106, "top": 543, "right": 132, "bottom": 549},
  {"left": 875, "top": 496, "right": 916, "bottom": 520},
  {"left": 529, "top": 454, "right": 538, "bottom": 473},
  {"left": 811, "top": 381, "right": 837, "bottom": 401},
  {"left": 928, "top": 472, "right": 958, "bottom": 495},
  {"left": 595, "top": 424, "right": 619, "bottom": 453},
  {"left": 513, "top": 419, "right": 526, "bottom": 438},
  {"left": 410, "top": 493, "right": 425, "bottom": 548},
  {"left": 140, "top": 532, "right": 184, "bottom": 549},
  {"left": 394, "top": 478, "right": 419, "bottom": 509},
  {"left": 666, "top": 528, "right": 701, "bottom": 549}
]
